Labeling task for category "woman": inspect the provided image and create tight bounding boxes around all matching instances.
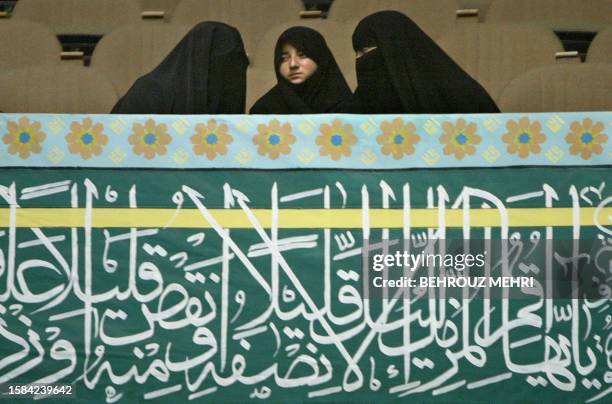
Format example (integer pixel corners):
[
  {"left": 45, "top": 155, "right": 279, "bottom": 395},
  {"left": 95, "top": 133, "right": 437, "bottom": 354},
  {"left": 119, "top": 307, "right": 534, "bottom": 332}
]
[
  {"left": 249, "top": 26, "right": 352, "bottom": 114},
  {"left": 111, "top": 22, "right": 248, "bottom": 114},
  {"left": 351, "top": 11, "right": 499, "bottom": 113}
]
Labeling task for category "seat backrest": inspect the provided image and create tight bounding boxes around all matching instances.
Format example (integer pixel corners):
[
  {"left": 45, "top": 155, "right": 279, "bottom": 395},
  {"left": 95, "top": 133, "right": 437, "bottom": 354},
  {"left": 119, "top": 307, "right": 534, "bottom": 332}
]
[
  {"left": 438, "top": 23, "right": 569, "bottom": 99},
  {"left": 498, "top": 63, "right": 612, "bottom": 112},
  {"left": 250, "top": 20, "right": 356, "bottom": 88},
  {"left": 456, "top": 0, "right": 492, "bottom": 9},
  {"left": 11, "top": 0, "right": 142, "bottom": 35},
  {"left": 327, "top": 0, "right": 458, "bottom": 39},
  {"left": 588, "top": 26, "right": 612, "bottom": 63},
  {"left": 456, "top": 0, "right": 493, "bottom": 21},
  {"left": 139, "top": 0, "right": 181, "bottom": 18},
  {"left": 0, "top": 65, "right": 118, "bottom": 113},
  {"left": 485, "top": 0, "right": 612, "bottom": 32},
  {"left": 172, "top": 0, "right": 304, "bottom": 55},
  {"left": 0, "top": 19, "right": 62, "bottom": 70},
  {"left": 90, "top": 23, "right": 192, "bottom": 96}
]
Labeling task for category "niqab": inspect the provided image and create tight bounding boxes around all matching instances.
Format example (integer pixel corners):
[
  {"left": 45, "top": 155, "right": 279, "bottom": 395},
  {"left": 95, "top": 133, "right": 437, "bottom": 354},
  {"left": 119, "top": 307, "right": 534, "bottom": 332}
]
[
  {"left": 351, "top": 11, "right": 499, "bottom": 113},
  {"left": 250, "top": 26, "right": 352, "bottom": 114},
  {"left": 111, "top": 21, "right": 248, "bottom": 114}
]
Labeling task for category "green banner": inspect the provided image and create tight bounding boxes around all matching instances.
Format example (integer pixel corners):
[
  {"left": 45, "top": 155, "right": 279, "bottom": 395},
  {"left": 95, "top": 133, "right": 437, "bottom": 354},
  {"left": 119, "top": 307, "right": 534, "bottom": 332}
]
[{"left": 0, "top": 166, "right": 610, "bottom": 402}]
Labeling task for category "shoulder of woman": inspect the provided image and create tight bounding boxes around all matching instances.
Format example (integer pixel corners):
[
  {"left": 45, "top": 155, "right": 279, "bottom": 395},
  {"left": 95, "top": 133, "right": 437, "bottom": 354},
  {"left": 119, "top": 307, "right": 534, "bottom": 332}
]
[
  {"left": 249, "top": 86, "right": 281, "bottom": 114},
  {"left": 111, "top": 76, "right": 168, "bottom": 114}
]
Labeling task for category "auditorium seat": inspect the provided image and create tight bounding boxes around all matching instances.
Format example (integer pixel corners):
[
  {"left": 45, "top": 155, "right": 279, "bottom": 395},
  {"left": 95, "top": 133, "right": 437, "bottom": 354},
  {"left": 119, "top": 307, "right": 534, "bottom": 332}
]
[
  {"left": 326, "top": 0, "right": 459, "bottom": 39},
  {"left": 89, "top": 23, "right": 191, "bottom": 96},
  {"left": 456, "top": 0, "right": 492, "bottom": 22},
  {"left": 456, "top": 0, "right": 492, "bottom": 9},
  {"left": 0, "top": 65, "right": 118, "bottom": 113},
  {"left": 171, "top": 0, "right": 305, "bottom": 57},
  {"left": 0, "top": 19, "right": 62, "bottom": 70},
  {"left": 498, "top": 64, "right": 612, "bottom": 112},
  {"left": 438, "top": 23, "right": 575, "bottom": 100},
  {"left": 250, "top": 20, "right": 356, "bottom": 89},
  {"left": 587, "top": 26, "right": 612, "bottom": 63},
  {"left": 11, "top": 0, "right": 142, "bottom": 35},
  {"left": 138, "top": 0, "right": 180, "bottom": 20},
  {"left": 485, "top": 0, "right": 612, "bottom": 32}
]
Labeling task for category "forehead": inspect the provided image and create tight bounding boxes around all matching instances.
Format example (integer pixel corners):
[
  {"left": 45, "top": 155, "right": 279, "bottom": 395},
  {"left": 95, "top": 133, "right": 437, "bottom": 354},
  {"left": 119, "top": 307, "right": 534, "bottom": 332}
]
[{"left": 281, "top": 43, "right": 298, "bottom": 54}]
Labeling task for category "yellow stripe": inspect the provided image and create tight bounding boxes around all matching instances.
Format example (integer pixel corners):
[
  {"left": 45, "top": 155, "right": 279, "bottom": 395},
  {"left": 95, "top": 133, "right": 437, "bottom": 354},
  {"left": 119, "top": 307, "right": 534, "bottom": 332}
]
[{"left": 0, "top": 207, "right": 609, "bottom": 228}]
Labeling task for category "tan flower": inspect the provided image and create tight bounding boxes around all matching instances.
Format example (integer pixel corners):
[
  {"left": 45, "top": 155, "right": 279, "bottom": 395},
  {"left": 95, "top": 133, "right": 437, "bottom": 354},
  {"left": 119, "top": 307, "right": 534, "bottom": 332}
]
[
  {"left": 252, "top": 119, "right": 295, "bottom": 160},
  {"left": 502, "top": 116, "right": 546, "bottom": 158},
  {"left": 315, "top": 119, "right": 357, "bottom": 161},
  {"left": 377, "top": 118, "right": 421, "bottom": 159},
  {"left": 128, "top": 119, "right": 172, "bottom": 160},
  {"left": 3, "top": 116, "right": 46, "bottom": 159},
  {"left": 439, "top": 118, "right": 481, "bottom": 160},
  {"left": 65, "top": 117, "right": 108, "bottom": 159},
  {"left": 565, "top": 118, "right": 608, "bottom": 160},
  {"left": 191, "top": 119, "right": 232, "bottom": 160}
]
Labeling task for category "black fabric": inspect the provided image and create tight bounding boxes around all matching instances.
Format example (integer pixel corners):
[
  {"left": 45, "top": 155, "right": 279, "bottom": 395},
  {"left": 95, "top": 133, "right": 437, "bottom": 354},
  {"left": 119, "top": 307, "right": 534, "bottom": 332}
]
[
  {"left": 351, "top": 10, "right": 500, "bottom": 114},
  {"left": 355, "top": 47, "right": 404, "bottom": 113},
  {"left": 250, "top": 26, "right": 352, "bottom": 114},
  {"left": 111, "top": 21, "right": 248, "bottom": 114}
]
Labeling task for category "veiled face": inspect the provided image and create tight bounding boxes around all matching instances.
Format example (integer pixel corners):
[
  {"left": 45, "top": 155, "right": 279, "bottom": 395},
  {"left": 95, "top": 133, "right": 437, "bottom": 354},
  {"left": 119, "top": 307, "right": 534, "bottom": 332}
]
[{"left": 278, "top": 43, "right": 318, "bottom": 84}]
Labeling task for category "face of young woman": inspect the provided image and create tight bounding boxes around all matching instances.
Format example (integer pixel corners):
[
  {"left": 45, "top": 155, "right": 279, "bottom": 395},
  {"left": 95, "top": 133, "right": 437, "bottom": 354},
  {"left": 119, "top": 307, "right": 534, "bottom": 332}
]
[{"left": 278, "top": 43, "right": 318, "bottom": 84}]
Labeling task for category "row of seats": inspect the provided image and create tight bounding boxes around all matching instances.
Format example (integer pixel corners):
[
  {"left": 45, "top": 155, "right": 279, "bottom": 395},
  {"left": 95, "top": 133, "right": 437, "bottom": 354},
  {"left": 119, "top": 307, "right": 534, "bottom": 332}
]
[
  {"left": 5, "top": 0, "right": 612, "bottom": 39},
  {"left": 0, "top": 65, "right": 118, "bottom": 113},
  {"left": 1, "top": 63, "right": 610, "bottom": 114},
  {"left": 2, "top": 1, "right": 608, "bottom": 71},
  {"left": 5, "top": 0, "right": 307, "bottom": 53},
  {"left": 457, "top": 0, "right": 612, "bottom": 31},
  {"left": 12, "top": 0, "right": 607, "bottom": 33},
  {"left": 2, "top": 17, "right": 611, "bottom": 103},
  {"left": 328, "top": 0, "right": 612, "bottom": 34}
]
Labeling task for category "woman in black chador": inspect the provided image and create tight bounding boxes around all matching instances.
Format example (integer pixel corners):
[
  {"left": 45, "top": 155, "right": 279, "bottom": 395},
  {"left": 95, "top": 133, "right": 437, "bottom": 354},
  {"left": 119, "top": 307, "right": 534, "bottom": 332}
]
[
  {"left": 250, "top": 26, "right": 352, "bottom": 114},
  {"left": 111, "top": 21, "right": 248, "bottom": 114},
  {"left": 351, "top": 10, "right": 499, "bottom": 114}
]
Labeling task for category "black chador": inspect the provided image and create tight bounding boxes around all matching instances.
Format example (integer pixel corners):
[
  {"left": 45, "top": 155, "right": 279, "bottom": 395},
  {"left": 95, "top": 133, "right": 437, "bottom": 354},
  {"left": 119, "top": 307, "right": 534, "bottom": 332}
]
[
  {"left": 111, "top": 22, "right": 248, "bottom": 114},
  {"left": 250, "top": 26, "right": 352, "bottom": 114},
  {"left": 351, "top": 11, "right": 499, "bottom": 113}
]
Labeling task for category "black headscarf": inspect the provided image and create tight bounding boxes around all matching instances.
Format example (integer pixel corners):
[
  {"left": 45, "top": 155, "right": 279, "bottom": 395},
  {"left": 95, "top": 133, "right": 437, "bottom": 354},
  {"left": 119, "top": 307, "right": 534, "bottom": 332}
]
[
  {"left": 351, "top": 11, "right": 499, "bottom": 114},
  {"left": 249, "top": 26, "right": 352, "bottom": 114},
  {"left": 111, "top": 21, "right": 248, "bottom": 114}
]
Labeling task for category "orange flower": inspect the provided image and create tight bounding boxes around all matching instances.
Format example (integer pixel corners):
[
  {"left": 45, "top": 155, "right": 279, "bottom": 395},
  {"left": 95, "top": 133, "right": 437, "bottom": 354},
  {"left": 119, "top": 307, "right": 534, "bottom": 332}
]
[
  {"left": 565, "top": 118, "right": 608, "bottom": 160},
  {"left": 252, "top": 119, "right": 295, "bottom": 160},
  {"left": 191, "top": 119, "right": 232, "bottom": 160},
  {"left": 128, "top": 119, "right": 172, "bottom": 160},
  {"left": 316, "top": 119, "right": 356, "bottom": 161},
  {"left": 377, "top": 118, "right": 420, "bottom": 159},
  {"left": 439, "top": 118, "right": 481, "bottom": 160},
  {"left": 502, "top": 116, "right": 546, "bottom": 158},
  {"left": 65, "top": 118, "right": 108, "bottom": 159},
  {"left": 2, "top": 116, "right": 46, "bottom": 159}
]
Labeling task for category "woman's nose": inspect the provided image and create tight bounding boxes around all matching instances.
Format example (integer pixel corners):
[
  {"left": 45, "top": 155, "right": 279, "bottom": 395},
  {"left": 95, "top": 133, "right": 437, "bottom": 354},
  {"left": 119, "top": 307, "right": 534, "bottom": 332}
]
[{"left": 289, "top": 56, "right": 299, "bottom": 68}]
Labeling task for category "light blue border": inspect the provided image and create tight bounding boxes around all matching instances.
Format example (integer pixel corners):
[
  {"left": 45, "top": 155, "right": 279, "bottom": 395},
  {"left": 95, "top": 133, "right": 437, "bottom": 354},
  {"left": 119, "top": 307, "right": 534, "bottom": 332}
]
[{"left": 1, "top": 112, "right": 610, "bottom": 168}]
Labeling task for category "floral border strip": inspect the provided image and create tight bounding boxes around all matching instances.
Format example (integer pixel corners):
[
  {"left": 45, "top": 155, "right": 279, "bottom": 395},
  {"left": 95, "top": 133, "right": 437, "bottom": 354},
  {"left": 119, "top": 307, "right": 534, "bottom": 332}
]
[{"left": 1, "top": 112, "right": 610, "bottom": 168}]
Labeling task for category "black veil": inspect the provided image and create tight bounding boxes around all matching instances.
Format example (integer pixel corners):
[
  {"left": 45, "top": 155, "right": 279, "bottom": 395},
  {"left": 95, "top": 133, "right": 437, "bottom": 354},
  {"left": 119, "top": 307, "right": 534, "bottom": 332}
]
[
  {"left": 352, "top": 11, "right": 499, "bottom": 113},
  {"left": 111, "top": 21, "right": 248, "bottom": 114}
]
